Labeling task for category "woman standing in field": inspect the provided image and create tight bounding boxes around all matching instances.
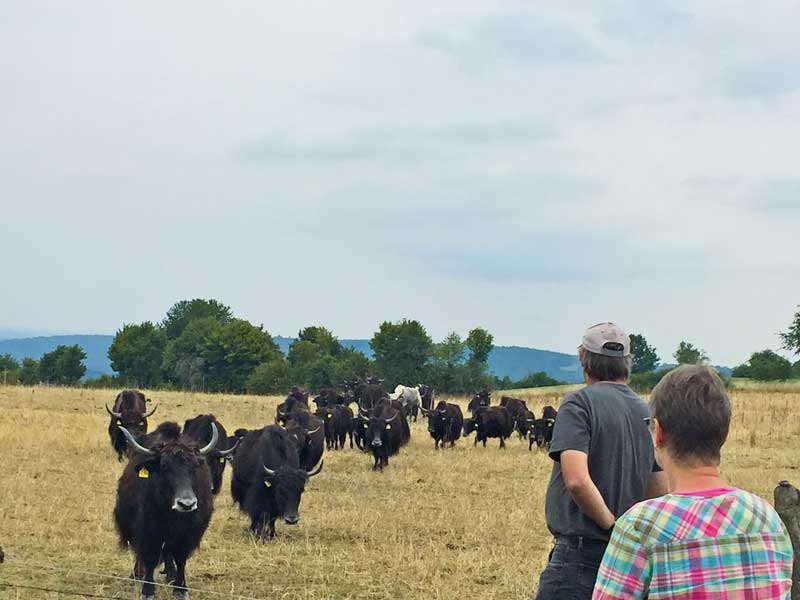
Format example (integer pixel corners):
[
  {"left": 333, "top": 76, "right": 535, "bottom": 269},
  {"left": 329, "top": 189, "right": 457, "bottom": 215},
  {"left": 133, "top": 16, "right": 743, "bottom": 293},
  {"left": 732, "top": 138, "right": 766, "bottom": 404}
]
[{"left": 592, "top": 365, "right": 793, "bottom": 599}]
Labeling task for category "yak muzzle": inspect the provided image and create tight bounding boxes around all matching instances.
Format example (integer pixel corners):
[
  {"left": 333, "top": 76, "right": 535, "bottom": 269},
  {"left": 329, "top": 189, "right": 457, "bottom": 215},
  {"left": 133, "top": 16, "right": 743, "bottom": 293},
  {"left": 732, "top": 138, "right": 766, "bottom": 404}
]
[
  {"left": 371, "top": 438, "right": 383, "bottom": 447},
  {"left": 283, "top": 514, "right": 299, "bottom": 525},
  {"left": 172, "top": 495, "right": 198, "bottom": 513}
]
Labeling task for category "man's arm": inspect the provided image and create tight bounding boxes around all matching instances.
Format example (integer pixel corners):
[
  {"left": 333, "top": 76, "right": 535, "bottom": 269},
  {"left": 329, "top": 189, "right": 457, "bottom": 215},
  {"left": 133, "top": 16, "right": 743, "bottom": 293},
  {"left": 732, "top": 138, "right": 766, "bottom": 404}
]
[
  {"left": 560, "top": 449, "right": 615, "bottom": 530},
  {"left": 644, "top": 471, "right": 669, "bottom": 499}
]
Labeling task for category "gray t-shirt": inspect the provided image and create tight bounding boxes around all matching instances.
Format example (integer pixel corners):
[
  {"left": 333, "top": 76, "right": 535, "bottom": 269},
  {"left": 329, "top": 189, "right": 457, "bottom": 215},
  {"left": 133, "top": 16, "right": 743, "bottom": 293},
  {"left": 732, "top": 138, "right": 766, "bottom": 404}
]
[{"left": 544, "top": 382, "right": 656, "bottom": 541}]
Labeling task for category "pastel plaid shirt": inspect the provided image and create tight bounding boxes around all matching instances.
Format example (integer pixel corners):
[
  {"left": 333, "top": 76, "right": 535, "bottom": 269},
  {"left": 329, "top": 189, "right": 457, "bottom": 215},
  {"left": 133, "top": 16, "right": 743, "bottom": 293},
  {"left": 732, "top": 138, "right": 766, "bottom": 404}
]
[{"left": 593, "top": 488, "right": 793, "bottom": 599}]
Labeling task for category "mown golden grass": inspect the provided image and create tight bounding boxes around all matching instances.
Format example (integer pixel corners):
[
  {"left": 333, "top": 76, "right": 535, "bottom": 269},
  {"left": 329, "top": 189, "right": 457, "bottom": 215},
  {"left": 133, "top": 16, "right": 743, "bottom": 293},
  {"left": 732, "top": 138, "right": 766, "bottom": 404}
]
[{"left": 0, "top": 384, "right": 798, "bottom": 599}]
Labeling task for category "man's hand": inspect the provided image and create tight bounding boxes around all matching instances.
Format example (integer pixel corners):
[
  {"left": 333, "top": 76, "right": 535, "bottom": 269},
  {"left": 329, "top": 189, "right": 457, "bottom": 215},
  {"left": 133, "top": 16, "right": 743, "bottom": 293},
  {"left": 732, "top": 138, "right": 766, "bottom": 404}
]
[{"left": 561, "top": 449, "right": 616, "bottom": 530}]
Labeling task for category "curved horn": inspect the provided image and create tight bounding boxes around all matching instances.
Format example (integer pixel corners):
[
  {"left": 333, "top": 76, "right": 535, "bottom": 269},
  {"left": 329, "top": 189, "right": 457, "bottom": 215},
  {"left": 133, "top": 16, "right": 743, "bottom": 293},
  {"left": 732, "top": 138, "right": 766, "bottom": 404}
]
[
  {"left": 198, "top": 422, "right": 219, "bottom": 456},
  {"left": 142, "top": 403, "right": 158, "bottom": 419},
  {"left": 262, "top": 463, "right": 276, "bottom": 477},
  {"left": 384, "top": 411, "right": 399, "bottom": 423},
  {"left": 277, "top": 408, "right": 287, "bottom": 417},
  {"left": 105, "top": 403, "right": 122, "bottom": 419},
  {"left": 117, "top": 426, "right": 155, "bottom": 456},
  {"left": 218, "top": 437, "right": 240, "bottom": 457},
  {"left": 307, "top": 459, "right": 324, "bottom": 478},
  {"left": 306, "top": 425, "right": 321, "bottom": 435}
]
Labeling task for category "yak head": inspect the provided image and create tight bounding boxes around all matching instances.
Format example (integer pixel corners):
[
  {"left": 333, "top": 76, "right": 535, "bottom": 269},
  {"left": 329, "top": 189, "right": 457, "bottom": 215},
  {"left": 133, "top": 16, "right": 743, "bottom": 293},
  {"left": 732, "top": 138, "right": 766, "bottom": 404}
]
[
  {"left": 119, "top": 422, "right": 233, "bottom": 512},
  {"left": 282, "top": 418, "right": 322, "bottom": 452},
  {"left": 421, "top": 405, "right": 448, "bottom": 435},
  {"left": 106, "top": 401, "right": 158, "bottom": 439},
  {"left": 365, "top": 410, "right": 399, "bottom": 449},
  {"left": 462, "top": 417, "right": 477, "bottom": 437},
  {"left": 532, "top": 418, "right": 556, "bottom": 447},
  {"left": 261, "top": 460, "right": 323, "bottom": 525}
]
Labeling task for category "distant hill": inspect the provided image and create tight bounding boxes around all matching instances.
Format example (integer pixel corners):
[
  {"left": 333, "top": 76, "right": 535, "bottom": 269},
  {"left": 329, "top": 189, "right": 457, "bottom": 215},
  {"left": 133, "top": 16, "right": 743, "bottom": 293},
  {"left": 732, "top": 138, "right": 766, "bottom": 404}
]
[
  {"left": 1, "top": 334, "right": 728, "bottom": 385},
  {"left": 0, "top": 335, "right": 114, "bottom": 380},
  {"left": 274, "top": 336, "right": 585, "bottom": 383}
]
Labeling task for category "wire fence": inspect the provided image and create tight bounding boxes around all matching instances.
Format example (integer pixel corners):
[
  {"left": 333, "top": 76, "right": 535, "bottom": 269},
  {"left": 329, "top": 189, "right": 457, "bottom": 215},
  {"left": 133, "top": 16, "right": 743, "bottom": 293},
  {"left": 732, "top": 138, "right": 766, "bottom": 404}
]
[{"left": 1, "top": 557, "right": 263, "bottom": 600}]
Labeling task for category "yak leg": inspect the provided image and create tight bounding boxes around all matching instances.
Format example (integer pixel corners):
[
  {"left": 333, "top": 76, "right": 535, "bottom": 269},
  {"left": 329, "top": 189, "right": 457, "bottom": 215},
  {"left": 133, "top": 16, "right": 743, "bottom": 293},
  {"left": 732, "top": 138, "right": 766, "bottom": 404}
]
[
  {"left": 161, "top": 551, "right": 177, "bottom": 583},
  {"left": 349, "top": 430, "right": 354, "bottom": 449},
  {"left": 171, "top": 554, "right": 188, "bottom": 600},
  {"left": 138, "top": 555, "right": 159, "bottom": 600}
]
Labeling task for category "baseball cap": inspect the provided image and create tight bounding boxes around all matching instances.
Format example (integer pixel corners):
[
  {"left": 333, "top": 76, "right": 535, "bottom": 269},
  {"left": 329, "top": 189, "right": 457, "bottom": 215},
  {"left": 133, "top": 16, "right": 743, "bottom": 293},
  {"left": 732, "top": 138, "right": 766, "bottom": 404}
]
[{"left": 580, "top": 322, "right": 630, "bottom": 357}]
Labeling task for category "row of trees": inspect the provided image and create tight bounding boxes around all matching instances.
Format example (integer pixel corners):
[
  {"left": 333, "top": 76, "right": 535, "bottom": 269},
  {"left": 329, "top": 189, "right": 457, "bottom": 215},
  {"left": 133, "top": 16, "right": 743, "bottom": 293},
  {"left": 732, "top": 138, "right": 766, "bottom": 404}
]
[
  {"left": 104, "top": 299, "right": 502, "bottom": 394},
  {"left": 6, "top": 302, "right": 800, "bottom": 392},
  {"left": 0, "top": 345, "right": 86, "bottom": 386}
]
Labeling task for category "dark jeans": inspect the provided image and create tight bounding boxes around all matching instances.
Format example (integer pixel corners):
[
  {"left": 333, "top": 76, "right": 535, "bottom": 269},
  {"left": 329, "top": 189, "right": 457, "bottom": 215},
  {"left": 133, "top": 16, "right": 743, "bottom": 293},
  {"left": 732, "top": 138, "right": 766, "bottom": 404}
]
[{"left": 534, "top": 536, "right": 608, "bottom": 600}]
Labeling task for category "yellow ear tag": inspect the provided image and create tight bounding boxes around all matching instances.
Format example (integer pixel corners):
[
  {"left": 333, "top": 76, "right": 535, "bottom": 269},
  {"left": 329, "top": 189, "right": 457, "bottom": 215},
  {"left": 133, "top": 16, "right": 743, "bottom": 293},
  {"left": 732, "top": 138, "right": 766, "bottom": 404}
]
[
  {"left": 386, "top": 424, "right": 392, "bottom": 430},
  {"left": 264, "top": 480, "right": 272, "bottom": 488},
  {"left": 219, "top": 457, "right": 225, "bottom": 463},
  {"left": 327, "top": 414, "right": 332, "bottom": 419},
  {"left": 116, "top": 420, "right": 122, "bottom": 425},
  {"left": 138, "top": 468, "right": 149, "bottom": 479},
  {"left": 363, "top": 423, "right": 368, "bottom": 428}
]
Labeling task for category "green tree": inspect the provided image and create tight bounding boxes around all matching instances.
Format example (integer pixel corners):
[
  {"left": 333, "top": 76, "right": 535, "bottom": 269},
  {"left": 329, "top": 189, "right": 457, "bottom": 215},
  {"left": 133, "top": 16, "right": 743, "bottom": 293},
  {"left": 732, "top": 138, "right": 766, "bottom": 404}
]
[
  {"left": 202, "top": 319, "right": 279, "bottom": 392},
  {"left": 39, "top": 345, "right": 86, "bottom": 385},
  {"left": 246, "top": 359, "right": 292, "bottom": 395},
  {"left": 297, "top": 326, "right": 343, "bottom": 357},
  {"left": 792, "top": 360, "right": 800, "bottom": 379},
  {"left": 0, "top": 353, "right": 19, "bottom": 384},
  {"left": 464, "top": 328, "right": 494, "bottom": 393},
  {"left": 331, "top": 348, "right": 371, "bottom": 386},
  {"left": 513, "top": 371, "right": 563, "bottom": 388},
  {"left": 629, "top": 333, "right": 660, "bottom": 374},
  {"left": 430, "top": 333, "right": 467, "bottom": 392},
  {"left": 0, "top": 353, "right": 19, "bottom": 372},
  {"left": 731, "top": 363, "right": 752, "bottom": 378},
  {"left": 162, "top": 298, "right": 233, "bottom": 340},
  {"left": 370, "top": 319, "right": 433, "bottom": 389},
  {"left": 674, "top": 341, "right": 708, "bottom": 365},
  {"left": 747, "top": 350, "right": 793, "bottom": 381},
  {"left": 108, "top": 322, "right": 167, "bottom": 388},
  {"left": 466, "top": 327, "right": 494, "bottom": 364},
  {"left": 780, "top": 307, "right": 800, "bottom": 355},
  {"left": 162, "top": 317, "right": 222, "bottom": 389},
  {"left": 19, "top": 357, "right": 40, "bottom": 385}
]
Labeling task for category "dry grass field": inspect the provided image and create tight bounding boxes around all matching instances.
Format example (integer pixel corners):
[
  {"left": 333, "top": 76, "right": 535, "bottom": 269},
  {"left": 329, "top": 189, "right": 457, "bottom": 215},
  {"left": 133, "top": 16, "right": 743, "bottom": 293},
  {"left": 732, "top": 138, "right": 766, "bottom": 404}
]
[{"left": 1, "top": 383, "right": 798, "bottom": 599}]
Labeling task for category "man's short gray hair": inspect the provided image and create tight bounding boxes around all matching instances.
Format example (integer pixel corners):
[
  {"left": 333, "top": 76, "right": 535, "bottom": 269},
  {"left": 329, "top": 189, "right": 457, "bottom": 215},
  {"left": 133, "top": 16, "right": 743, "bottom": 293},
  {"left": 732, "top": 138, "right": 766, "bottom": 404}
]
[{"left": 579, "top": 346, "right": 632, "bottom": 382}]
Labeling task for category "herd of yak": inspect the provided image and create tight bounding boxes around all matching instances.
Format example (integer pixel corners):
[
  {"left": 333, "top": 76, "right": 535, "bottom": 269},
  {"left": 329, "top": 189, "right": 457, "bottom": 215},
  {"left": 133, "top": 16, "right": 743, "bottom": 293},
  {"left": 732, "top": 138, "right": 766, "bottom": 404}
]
[{"left": 103, "top": 378, "right": 558, "bottom": 599}]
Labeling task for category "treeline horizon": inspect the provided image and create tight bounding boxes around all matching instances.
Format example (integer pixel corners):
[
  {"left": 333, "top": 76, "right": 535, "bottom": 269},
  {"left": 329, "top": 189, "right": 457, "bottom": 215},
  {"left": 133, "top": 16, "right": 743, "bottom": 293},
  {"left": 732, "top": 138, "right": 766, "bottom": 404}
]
[{"left": 2, "top": 300, "right": 800, "bottom": 393}]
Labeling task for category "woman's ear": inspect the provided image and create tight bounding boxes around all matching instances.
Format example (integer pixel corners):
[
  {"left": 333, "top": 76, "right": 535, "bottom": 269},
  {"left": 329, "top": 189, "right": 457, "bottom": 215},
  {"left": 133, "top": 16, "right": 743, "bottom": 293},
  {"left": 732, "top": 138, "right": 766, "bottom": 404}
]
[{"left": 653, "top": 419, "right": 665, "bottom": 449}]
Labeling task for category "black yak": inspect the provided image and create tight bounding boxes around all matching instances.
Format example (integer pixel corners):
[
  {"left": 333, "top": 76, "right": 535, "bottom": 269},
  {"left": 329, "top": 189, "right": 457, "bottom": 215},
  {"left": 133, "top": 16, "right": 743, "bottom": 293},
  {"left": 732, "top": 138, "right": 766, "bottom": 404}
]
[
  {"left": 113, "top": 421, "right": 230, "bottom": 599},
  {"left": 230, "top": 425, "right": 323, "bottom": 540}
]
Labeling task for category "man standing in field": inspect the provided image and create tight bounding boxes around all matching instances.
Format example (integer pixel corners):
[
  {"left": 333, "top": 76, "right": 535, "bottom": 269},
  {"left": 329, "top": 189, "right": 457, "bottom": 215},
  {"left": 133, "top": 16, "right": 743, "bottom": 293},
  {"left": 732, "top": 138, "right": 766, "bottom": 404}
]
[{"left": 534, "top": 322, "right": 668, "bottom": 599}]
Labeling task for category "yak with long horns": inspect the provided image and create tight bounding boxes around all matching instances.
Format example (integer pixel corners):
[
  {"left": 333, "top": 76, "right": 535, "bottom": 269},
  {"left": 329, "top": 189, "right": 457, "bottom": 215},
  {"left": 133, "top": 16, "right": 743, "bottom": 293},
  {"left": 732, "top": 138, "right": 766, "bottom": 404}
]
[
  {"left": 114, "top": 421, "right": 234, "bottom": 600},
  {"left": 106, "top": 390, "right": 158, "bottom": 461}
]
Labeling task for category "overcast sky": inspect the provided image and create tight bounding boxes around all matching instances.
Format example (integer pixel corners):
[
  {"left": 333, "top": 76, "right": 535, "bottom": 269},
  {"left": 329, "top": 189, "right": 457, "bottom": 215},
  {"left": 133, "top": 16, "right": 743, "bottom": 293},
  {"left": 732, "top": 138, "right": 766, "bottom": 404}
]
[{"left": 2, "top": 1, "right": 799, "bottom": 365}]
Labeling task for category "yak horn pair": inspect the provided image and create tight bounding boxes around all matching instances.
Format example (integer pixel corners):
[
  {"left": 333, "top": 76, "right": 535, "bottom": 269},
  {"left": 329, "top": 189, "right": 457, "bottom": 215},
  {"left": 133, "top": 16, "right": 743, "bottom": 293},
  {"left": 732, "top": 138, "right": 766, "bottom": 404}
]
[
  {"left": 106, "top": 403, "right": 158, "bottom": 419},
  {"left": 118, "top": 422, "right": 220, "bottom": 457},
  {"left": 263, "top": 459, "right": 324, "bottom": 478}
]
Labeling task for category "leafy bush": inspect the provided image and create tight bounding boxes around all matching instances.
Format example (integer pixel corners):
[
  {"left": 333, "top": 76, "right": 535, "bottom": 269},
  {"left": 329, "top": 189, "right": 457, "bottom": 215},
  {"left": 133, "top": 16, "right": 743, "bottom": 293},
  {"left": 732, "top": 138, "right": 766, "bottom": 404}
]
[{"left": 247, "top": 359, "right": 292, "bottom": 395}]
